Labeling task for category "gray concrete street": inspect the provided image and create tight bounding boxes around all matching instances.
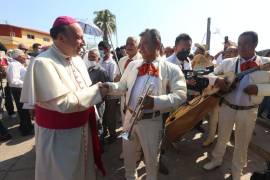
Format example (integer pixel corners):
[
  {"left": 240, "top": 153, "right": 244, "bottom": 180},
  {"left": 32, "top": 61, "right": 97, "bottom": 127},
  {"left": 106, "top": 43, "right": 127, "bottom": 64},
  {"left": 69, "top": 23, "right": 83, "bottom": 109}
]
[{"left": 1, "top": 116, "right": 269, "bottom": 180}]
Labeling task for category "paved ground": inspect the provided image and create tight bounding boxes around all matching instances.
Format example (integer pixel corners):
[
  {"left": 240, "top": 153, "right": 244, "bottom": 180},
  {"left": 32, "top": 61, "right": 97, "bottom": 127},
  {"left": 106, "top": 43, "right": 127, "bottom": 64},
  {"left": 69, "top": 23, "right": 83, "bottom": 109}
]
[{"left": 0, "top": 115, "right": 268, "bottom": 180}]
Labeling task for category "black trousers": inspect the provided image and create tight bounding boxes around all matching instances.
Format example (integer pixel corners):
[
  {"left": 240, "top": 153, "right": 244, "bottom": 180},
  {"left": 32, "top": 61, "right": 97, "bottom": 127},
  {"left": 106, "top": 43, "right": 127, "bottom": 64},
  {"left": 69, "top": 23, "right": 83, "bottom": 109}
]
[
  {"left": 0, "top": 95, "right": 8, "bottom": 135},
  {"left": 0, "top": 121, "right": 8, "bottom": 135},
  {"left": 4, "top": 84, "right": 15, "bottom": 115},
  {"left": 10, "top": 87, "right": 33, "bottom": 132},
  {"left": 102, "top": 99, "right": 120, "bottom": 137}
]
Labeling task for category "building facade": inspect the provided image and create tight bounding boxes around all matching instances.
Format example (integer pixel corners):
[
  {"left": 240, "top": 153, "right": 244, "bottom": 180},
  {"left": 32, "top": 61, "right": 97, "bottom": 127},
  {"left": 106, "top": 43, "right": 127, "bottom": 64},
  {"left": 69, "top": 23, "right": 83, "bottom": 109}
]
[{"left": 0, "top": 24, "right": 52, "bottom": 50}]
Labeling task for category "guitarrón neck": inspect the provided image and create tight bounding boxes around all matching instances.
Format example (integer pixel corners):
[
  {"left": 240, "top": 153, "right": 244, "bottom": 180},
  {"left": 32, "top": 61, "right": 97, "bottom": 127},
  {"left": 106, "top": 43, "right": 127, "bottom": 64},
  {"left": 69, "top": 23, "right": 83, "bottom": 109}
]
[{"left": 236, "top": 66, "right": 259, "bottom": 80}]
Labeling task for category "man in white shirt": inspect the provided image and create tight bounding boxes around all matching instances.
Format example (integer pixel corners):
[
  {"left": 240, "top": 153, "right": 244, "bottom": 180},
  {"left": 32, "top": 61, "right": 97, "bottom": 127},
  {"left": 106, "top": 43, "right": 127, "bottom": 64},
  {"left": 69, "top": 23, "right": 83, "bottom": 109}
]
[
  {"left": 7, "top": 49, "right": 33, "bottom": 136},
  {"left": 167, "top": 33, "right": 192, "bottom": 70},
  {"left": 167, "top": 34, "right": 205, "bottom": 132},
  {"left": 203, "top": 31, "right": 270, "bottom": 180},
  {"left": 115, "top": 36, "right": 141, "bottom": 119},
  {"left": 98, "top": 41, "right": 119, "bottom": 82},
  {"left": 117, "top": 36, "right": 141, "bottom": 76},
  {"left": 114, "top": 36, "right": 144, "bottom": 169},
  {"left": 103, "top": 28, "right": 187, "bottom": 180},
  {"left": 98, "top": 41, "right": 120, "bottom": 142}
]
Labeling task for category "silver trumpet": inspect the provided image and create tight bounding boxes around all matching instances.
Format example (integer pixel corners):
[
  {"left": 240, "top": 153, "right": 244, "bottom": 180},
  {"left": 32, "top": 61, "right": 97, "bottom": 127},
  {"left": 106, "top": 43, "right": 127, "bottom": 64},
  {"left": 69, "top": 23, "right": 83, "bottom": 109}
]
[{"left": 121, "top": 81, "right": 154, "bottom": 141}]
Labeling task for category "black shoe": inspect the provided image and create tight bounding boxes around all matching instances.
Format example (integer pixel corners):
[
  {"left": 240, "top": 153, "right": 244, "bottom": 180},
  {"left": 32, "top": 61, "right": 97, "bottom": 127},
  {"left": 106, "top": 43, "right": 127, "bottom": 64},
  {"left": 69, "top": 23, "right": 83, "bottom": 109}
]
[
  {"left": 20, "top": 128, "right": 34, "bottom": 136},
  {"left": 0, "top": 133, "right": 12, "bottom": 142},
  {"left": 195, "top": 125, "right": 205, "bottom": 133},
  {"left": 159, "top": 160, "right": 169, "bottom": 175},
  {"left": 250, "top": 172, "right": 268, "bottom": 180}
]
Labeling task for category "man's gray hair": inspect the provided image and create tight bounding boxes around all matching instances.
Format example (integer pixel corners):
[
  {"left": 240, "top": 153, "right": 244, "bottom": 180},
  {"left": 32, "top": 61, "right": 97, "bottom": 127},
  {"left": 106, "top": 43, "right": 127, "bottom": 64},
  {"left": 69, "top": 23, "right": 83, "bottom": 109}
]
[
  {"left": 126, "top": 36, "right": 140, "bottom": 46},
  {"left": 139, "top": 29, "right": 161, "bottom": 48},
  {"left": 11, "top": 49, "right": 25, "bottom": 59},
  {"left": 89, "top": 47, "right": 100, "bottom": 55}
]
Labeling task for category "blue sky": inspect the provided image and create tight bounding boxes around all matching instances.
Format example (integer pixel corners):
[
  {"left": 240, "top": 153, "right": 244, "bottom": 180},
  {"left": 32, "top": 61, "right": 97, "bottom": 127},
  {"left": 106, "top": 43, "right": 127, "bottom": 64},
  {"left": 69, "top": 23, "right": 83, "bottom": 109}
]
[{"left": 1, "top": 0, "right": 269, "bottom": 54}]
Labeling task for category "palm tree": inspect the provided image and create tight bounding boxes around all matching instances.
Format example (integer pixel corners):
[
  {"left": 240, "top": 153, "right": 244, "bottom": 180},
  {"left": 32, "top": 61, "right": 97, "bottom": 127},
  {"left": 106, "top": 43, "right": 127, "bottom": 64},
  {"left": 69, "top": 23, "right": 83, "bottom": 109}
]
[{"left": 93, "top": 9, "right": 116, "bottom": 44}]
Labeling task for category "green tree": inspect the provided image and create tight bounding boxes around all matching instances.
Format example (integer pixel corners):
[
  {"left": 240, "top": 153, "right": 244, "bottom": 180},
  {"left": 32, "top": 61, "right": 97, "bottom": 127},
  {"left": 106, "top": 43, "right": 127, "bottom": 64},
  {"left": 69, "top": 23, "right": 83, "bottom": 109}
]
[
  {"left": 93, "top": 9, "right": 116, "bottom": 44},
  {"left": 0, "top": 42, "right": 7, "bottom": 52}
]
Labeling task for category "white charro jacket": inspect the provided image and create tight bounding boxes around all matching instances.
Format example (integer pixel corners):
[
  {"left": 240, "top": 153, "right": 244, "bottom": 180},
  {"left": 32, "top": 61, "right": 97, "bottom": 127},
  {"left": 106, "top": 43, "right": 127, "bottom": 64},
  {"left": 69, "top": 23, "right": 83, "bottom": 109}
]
[
  {"left": 107, "top": 57, "right": 187, "bottom": 113},
  {"left": 207, "top": 56, "right": 270, "bottom": 105}
]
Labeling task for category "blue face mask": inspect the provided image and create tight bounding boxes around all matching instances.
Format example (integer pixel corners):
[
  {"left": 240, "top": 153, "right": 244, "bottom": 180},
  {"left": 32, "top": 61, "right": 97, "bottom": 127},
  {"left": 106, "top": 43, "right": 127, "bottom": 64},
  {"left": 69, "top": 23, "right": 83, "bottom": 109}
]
[{"left": 99, "top": 50, "right": 105, "bottom": 59}]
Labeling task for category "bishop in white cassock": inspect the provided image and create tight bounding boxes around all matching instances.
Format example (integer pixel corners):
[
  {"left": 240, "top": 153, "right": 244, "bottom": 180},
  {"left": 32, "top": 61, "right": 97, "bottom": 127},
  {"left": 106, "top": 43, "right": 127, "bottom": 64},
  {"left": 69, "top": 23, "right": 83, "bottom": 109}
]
[{"left": 20, "top": 16, "right": 106, "bottom": 180}]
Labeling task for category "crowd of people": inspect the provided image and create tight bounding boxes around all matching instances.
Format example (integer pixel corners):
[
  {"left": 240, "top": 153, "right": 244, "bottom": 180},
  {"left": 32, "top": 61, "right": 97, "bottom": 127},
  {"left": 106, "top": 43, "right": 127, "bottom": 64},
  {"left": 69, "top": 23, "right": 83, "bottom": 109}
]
[
  {"left": 0, "top": 42, "right": 44, "bottom": 139},
  {"left": 0, "top": 15, "right": 270, "bottom": 180}
]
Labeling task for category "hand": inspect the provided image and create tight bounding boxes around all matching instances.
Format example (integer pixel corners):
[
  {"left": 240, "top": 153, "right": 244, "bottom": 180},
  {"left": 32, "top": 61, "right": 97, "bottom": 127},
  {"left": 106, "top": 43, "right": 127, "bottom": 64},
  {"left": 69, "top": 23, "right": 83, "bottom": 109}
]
[
  {"left": 114, "top": 74, "right": 121, "bottom": 82},
  {"left": 243, "top": 84, "right": 258, "bottom": 95},
  {"left": 214, "top": 78, "right": 230, "bottom": 92},
  {"left": 99, "top": 83, "right": 109, "bottom": 98},
  {"left": 142, "top": 95, "right": 154, "bottom": 109}
]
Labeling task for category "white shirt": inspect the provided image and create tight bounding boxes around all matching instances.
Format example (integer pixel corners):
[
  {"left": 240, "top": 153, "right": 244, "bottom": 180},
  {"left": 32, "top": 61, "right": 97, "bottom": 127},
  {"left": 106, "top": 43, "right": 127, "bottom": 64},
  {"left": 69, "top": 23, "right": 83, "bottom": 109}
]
[
  {"left": 225, "top": 56, "right": 257, "bottom": 106},
  {"left": 118, "top": 53, "right": 142, "bottom": 74},
  {"left": 128, "top": 61, "right": 159, "bottom": 111},
  {"left": 208, "top": 56, "right": 261, "bottom": 106},
  {"left": 7, "top": 60, "right": 26, "bottom": 88},
  {"left": 99, "top": 57, "right": 119, "bottom": 82},
  {"left": 167, "top": 53, "right": 192, "bottom": 70}
]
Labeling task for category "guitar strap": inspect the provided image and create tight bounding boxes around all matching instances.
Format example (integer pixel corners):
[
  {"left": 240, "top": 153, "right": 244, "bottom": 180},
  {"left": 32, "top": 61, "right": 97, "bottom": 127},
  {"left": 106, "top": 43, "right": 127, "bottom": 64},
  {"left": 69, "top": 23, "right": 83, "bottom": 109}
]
[{"left": 235, "top": 57, "right": 240, "bottom": 75}]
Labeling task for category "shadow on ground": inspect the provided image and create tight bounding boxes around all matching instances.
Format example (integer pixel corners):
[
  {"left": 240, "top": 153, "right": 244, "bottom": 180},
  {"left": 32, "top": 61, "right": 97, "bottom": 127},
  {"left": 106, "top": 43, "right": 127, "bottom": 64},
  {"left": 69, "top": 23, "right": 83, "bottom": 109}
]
[{"left": 101, "top": 126, "right": 265, "bottom": 180}]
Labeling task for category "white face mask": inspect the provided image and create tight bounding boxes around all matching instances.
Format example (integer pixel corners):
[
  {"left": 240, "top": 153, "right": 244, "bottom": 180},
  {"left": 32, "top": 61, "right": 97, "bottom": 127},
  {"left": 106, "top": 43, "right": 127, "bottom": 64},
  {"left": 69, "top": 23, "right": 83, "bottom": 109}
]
[
  {"left": 84, "top": 59, "right": 97, "bottom": 68},
  {"left": 88, "top": 61, "right": 97, "bottom": 67}
]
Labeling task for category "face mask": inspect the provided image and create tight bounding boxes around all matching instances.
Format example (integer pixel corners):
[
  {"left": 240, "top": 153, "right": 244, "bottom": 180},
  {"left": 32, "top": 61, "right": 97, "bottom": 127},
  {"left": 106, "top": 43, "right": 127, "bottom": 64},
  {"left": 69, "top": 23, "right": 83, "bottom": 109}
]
[
  {"left": 176, "top": 49, "right": 190, "bottom": 61},
  {"left": 84, "top": 59, "right": 97, "bottom": 68},
  {"left": 88, "top": 61, "right": 97, "bottom": 67},
  {"left": 99, "top": 50, "right": 105, "bottom": 59}
]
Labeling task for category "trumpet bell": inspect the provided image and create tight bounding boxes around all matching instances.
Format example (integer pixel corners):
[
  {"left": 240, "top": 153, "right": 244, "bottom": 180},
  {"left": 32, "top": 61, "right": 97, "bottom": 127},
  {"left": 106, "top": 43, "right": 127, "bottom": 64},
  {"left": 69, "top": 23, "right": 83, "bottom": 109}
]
[{"left": 119, "top": 132, "right": 132, "bottom": 141}]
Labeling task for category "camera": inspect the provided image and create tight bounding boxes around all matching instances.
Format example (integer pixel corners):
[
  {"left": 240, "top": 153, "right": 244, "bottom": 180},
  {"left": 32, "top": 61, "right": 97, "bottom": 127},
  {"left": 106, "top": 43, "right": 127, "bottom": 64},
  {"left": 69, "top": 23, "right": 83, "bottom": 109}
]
[{"left": 183, "top": 68, "right": 212, "bottom": 92}]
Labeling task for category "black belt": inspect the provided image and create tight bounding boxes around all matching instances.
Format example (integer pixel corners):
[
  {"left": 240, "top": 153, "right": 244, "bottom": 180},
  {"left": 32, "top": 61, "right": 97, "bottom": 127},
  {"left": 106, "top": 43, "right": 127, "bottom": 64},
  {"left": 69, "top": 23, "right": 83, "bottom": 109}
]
[
  {"left": 127, "top": 107, "right": 160, "bottom": 119},
  {"left": 141, "top": 111, "right": 161, "bottom": 119},
  {"left": 221, "top": 98, "right": 259, "bottom": 110}
]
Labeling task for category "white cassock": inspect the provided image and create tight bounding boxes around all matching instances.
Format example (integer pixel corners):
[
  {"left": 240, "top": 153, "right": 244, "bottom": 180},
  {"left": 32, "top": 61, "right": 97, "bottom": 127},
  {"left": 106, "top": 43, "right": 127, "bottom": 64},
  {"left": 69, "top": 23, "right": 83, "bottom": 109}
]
[
  {"left": 107, "top": 57, "right": 187, "bottom": 180},
  {"left": 207, "top": 56, "right": 270, "bottom": 180},
  {"left": 20, "top": 45, "right": 103, "bottom": 180}
]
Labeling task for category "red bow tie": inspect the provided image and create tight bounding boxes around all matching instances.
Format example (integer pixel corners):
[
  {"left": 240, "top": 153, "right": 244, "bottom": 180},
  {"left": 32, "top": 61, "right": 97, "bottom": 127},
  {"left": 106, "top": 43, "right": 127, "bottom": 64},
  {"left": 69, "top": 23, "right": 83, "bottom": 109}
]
[
  {"left": 137, "top": 63, "right": 159, "bottom": 77},
  {"left": 240, "top": 60, "right": 258, "bottom": 71}
]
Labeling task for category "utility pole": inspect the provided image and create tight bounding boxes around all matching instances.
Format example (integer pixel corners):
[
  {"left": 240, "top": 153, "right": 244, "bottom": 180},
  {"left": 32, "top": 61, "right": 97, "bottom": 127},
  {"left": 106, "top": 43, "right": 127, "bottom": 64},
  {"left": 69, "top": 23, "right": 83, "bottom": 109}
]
[
  {"left": 115, "top": 16, "right": 118, "bottom": 47},
  {"left": 206, "top": 17, "right": 211, "bottom": 51}
]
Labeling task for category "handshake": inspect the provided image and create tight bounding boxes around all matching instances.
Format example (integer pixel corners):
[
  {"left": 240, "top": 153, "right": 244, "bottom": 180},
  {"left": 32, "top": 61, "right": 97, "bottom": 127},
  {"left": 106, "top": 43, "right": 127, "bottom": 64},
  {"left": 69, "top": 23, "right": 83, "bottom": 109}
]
[
  {"left": 98, "top": 82, "right": 155, "bottom": 109},
  {"left": 98, "top": 83, "right": 110, "bottom": 98}
]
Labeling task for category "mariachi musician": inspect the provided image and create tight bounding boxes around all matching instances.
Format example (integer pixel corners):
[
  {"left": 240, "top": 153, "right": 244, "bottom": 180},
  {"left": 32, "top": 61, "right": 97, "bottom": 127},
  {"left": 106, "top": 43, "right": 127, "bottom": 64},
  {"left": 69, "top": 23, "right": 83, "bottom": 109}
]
[
  {"left": 203, "top": 31, "right": 270, "bottom": 180},
  {"left": 102, "top": 29, "right": 187, "bottom": 180}
]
